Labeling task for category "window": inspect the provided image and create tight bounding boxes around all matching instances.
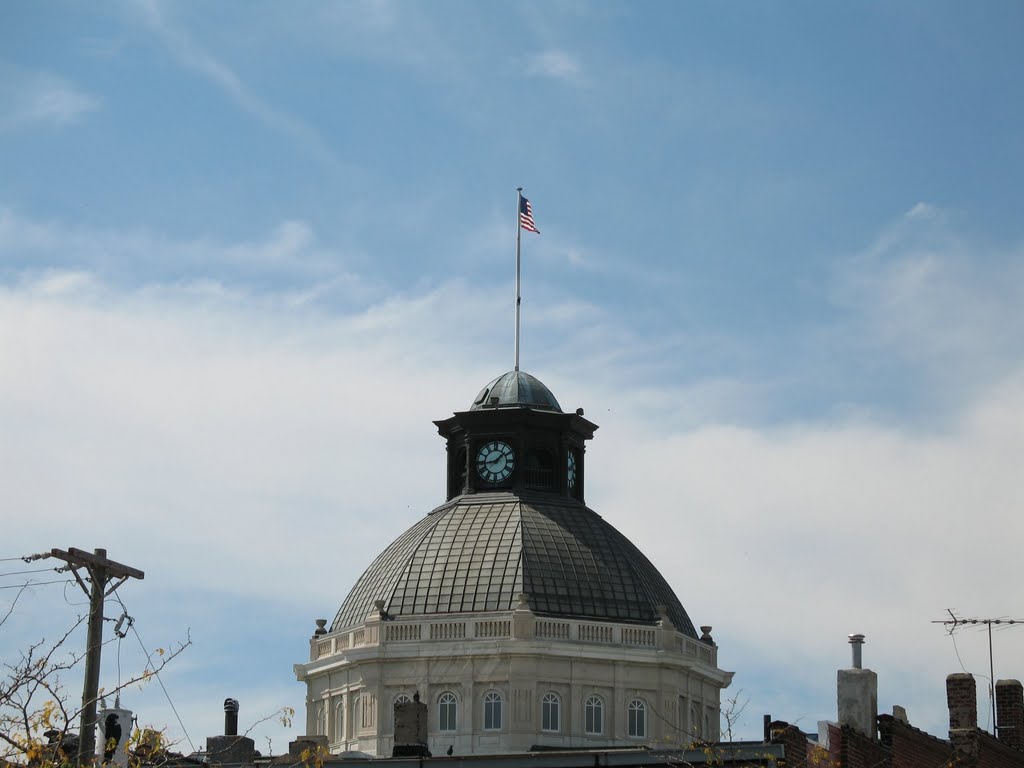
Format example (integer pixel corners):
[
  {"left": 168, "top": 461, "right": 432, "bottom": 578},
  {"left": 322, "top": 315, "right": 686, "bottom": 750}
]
[
  {"left": 541, "top": 692, "right": 560, "bottom": 732},
  {"left": 333, "top": 700, "right": 345, "bottom": 741},
  {"left": 316, "top": 704, "right": 325, "bottom": 736},
  {"left": 438, "top": 692, "right": 457, "bottom": 732},
  {"left": 395, "top": 693, "right": 412, "bottom": 705},
  {"left": 584, "top": 695, "right": 604, "bottom": 735},
  {"left": 628, "top": 699, "right": 647, "bottom": 738},
  {"left": 483, "top": 691, "right": 503, "bottom": 730},
  {"left": 362, "top": 695, "right": 371, "bottom": 728},
  {"left": 525, "top": 449, "right": 555, "bottom": 490}
]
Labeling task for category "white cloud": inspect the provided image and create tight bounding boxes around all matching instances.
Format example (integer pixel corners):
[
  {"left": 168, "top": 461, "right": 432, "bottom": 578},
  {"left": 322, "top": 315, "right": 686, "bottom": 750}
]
[
  {"left": 26, "top": 269, "right": 99, "bottom": 297},
  {"left": 0, "top": 207, "right": 355, "bottom": 289},
  {"left": 831, "top": 206, "right": 1024, "bottom": 403},
  {"left": 905, "top": 201, "right": 937, "bottom": 219},
  {"left": 2, "top": 207, "right": 1021, "bottom": 748},
  {"left": 524, "top": 50, "right": 582, "bottom": 83},
  {"left": 135, "top": 0, "right": 340, "bottom": 167},
  {"left": 0, "top": 69, "right": 99, "bottom": 129},
  {"left": 586, "top": 366, "right": 1024, "bottom": 737}
]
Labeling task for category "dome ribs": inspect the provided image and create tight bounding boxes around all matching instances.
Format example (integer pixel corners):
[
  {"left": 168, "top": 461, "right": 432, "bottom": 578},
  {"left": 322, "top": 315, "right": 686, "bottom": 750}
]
[
  {"left": 521, "top": 502, "right": 647, "bottom": 623},
  {"left": 329, "top": 494, "right": 697, "bottom": 639},
  {"left": 331, "top": 508, "right": 443, "bottom": 631},
  {"left": 604, "top": 524, "right": 698, "bottom": 637}
]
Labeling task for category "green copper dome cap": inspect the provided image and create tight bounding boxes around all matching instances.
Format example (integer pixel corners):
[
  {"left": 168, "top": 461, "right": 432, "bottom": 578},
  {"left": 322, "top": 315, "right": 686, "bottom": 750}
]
[{"left": 470, "top": 370, "right": 562, "bottom": 412}]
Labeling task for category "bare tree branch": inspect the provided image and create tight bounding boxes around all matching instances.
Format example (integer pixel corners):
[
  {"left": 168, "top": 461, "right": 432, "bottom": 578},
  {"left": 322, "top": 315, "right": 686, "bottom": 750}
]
[
  {"left": 0, "top": 582, "right": 31, "bottom": 628},
  {"left": 0, "top": 615, "right": 190, "bottom": 762}
]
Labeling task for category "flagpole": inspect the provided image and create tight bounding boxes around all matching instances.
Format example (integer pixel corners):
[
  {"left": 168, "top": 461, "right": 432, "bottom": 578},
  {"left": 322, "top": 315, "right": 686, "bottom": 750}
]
[{"left": 515, "top": 187, "right": 522, "bottom": 372}]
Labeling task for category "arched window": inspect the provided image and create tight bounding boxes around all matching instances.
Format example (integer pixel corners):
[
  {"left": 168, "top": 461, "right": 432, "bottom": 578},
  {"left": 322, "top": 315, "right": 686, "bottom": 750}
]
[
  {"left": 438, "top": 692, "right": 457, "bottom": 732},
  {"left": 333, "top": 700, "right": 345, "bottom": 741},
  {"left": 584, "top": 695, "right": 604, "bottom": 735},
  {"left": 541, "top": 692, "right": 560, "bottom": 732},
  {"left": 628, "top": 699, "right": 647, "bottom": 738},
  {"left": 352, "top": 694, "right": 361, "bottom": 732},
  {"left": 316, "top": 704, "right": 325, "bottom": 736},
  {"left": 483, "top": 691, "right": 503, "bottom": 731}
]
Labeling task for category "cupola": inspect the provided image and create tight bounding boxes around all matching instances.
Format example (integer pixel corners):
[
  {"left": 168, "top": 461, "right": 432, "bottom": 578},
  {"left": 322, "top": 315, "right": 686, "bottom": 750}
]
[{"left": 434, "top": 370, "right": 596, "bottom": 502}]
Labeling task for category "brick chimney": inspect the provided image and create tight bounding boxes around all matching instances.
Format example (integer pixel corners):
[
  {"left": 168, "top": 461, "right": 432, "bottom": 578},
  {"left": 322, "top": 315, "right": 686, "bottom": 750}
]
[
  {"left": 206, "top": 698, "right": 255, "bottom": 764},
  {"left": 947, "top": 673, "right": 979, "bottom": 768},
  {"left": 995, "top": 679, "right": 1024, "bottom": 751},
  {"left": 768, "top": 720, "right": 809, "bottom": 768}
]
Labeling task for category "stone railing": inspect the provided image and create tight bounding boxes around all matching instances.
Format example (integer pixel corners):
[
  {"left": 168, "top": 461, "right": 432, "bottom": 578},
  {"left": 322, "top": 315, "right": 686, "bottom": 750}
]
[
  {"left": 384, "top": 623, "right": 421, "bottom": 642},
  {"left": 578, "top": 623, "right": 613, "bottom": 643},
  {"left": 474, "top": 619, "right": 511, "bottom": 638},
  {"left": 536, "top": 620, "right": 570, "bottom": 639},
  {"left": 312, "top": 614, "right": 717, "bottom": 666},
  {"left": 621, "top": 627, "right": 656, "bottom": 647},
  {"left": 429, "top": 622, "right": 466, "bottom": 640}
]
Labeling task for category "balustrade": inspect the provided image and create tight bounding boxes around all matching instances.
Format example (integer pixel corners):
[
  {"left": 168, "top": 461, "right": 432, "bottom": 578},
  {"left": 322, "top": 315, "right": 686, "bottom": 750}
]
[
  {"left": 474, "top": 619, "right": 511, "bottom": 638},
  {"left": 429, "top": 622, "right": 467, "bottom": 640},
  {"left": 536, "top": 620, "right": 570, "bottom": 639}
]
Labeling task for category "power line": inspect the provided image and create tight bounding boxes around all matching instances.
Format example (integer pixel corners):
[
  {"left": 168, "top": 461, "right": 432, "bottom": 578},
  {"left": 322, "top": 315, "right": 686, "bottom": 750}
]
[
  {"left": 0, "top": 566, "right": 65, "bottom": 578},
  {"left": 113, "top": 592, "right": 195, "bottom": 753},
  {"left": 0, "top": 578, "right": 75, "bottom": 590},
  {"left": 0, "top": 552, "right": 55, "bottom": 563}
]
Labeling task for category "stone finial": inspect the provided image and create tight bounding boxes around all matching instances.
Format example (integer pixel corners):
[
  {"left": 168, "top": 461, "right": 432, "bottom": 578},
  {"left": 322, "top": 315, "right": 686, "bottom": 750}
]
[
  {"left": 700, "top": 625, "right": 714, "bottom": 643},
  {"left": 313, "top": 619, "right": 327, "bottom": 636}
]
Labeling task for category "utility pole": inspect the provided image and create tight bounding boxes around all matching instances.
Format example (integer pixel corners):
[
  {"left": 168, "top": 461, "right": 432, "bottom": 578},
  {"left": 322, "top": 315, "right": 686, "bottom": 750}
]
[{"left": 49, "top": 548, "right": 144, "bottom": 766}]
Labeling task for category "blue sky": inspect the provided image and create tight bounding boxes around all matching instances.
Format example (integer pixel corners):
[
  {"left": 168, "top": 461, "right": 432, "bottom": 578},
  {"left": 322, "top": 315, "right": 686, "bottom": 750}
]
[{"left": 2, "top": 0, "right": 1023, "bottom": 754}]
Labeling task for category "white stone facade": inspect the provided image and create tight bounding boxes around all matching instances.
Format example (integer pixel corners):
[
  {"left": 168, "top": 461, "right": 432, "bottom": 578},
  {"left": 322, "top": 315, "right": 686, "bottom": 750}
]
[{"left": 295, "top": 604, "right": 733, "bottom": 756}]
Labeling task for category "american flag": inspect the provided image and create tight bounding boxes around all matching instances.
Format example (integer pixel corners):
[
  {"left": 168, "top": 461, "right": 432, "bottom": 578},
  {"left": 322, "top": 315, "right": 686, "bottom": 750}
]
[{"left": 519, "top": 196, "right": 540, "bottom": 234}]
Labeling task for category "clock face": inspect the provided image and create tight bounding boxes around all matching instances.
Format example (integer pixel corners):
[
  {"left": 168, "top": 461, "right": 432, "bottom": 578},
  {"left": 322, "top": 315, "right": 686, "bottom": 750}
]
[
  {"left": 567, "top": 450, "right": 577, "bottom": 489},
  {"left": 477, "top": 440, "right": 515, "bottom": 483}
]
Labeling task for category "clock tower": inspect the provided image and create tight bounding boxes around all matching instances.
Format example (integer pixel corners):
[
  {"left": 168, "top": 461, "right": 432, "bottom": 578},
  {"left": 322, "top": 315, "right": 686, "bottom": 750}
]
[{"left": 434, "top": 370, "right": 596, "bottom": 502}]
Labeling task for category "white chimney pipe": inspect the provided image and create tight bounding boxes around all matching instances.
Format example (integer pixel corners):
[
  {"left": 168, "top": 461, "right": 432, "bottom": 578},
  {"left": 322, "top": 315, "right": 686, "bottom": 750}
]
[{"left": 849, "top": 633, "right": 865, "bottom": 669}]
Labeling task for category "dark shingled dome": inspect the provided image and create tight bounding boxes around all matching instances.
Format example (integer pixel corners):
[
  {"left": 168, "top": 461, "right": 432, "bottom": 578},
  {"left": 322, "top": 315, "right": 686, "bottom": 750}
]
[
  {"left": 470, "top": 371, "right": 562, "bottom": 412},
  {"left": 331, "top": 492, "right": 697, "bottom": 638}
]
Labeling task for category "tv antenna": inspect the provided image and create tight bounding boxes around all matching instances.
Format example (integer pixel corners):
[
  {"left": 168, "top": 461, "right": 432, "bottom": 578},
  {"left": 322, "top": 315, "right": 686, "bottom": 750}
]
[{"left": 932, "top": 609, "right": 1022, "bottom": 737}]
